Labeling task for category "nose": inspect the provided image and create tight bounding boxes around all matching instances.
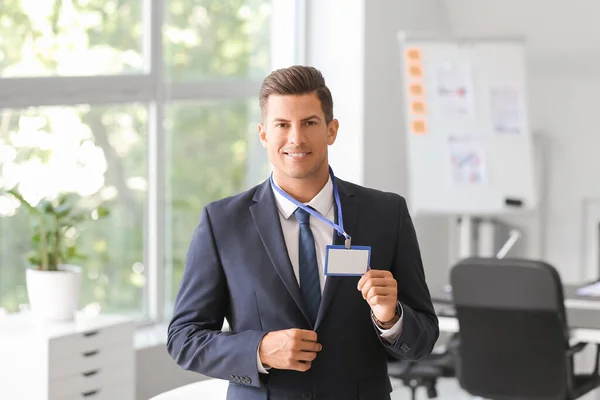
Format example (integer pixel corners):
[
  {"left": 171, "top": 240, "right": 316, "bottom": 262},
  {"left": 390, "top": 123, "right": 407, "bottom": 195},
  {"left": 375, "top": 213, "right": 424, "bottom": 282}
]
[{"left": 288, "top": 124, "right": 306, "bottom": 145}]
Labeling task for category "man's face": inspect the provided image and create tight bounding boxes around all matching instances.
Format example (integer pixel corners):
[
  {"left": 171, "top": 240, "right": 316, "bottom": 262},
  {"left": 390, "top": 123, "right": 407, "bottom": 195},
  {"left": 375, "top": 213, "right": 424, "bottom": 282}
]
[{"left": 258, "top": 93, "right": 338, "bottom": 182}]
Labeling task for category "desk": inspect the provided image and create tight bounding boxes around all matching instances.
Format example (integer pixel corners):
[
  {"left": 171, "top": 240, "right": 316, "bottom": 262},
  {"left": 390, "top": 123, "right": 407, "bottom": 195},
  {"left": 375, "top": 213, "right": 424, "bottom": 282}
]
[{"left": 432, "top": 284, "right": 600, "bottom": 344}]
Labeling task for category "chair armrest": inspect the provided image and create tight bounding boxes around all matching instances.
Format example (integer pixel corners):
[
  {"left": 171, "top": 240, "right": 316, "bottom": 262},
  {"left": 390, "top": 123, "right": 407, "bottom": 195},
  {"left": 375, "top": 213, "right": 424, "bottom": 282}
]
[
  {"left": 567, "top": 342, "right": 588, "bottom": 356},
  {"left": 594, "top": 344, "right": 600, "bottom": 376}
]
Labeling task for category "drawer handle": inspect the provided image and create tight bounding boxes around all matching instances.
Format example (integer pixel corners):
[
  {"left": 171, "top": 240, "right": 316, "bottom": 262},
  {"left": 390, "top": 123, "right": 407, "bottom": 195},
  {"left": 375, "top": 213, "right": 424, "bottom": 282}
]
[
  {"left": 82, "top": 369, "right": 99, "bottom": 377},
  {"left": 83, "top": 350, "right": 99, "bottom": 357},
  {"left": 83, "top": 330, "right": 99, "bottom": 338},
  {"left": 81, "top": 389, "right": 100, "bottom": 397}
]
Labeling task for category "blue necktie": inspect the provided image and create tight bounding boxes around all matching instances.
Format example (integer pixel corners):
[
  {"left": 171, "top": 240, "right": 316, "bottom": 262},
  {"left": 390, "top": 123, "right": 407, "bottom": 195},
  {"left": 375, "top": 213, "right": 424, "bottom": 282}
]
[{"left": 294, "top": 207, "right": 321, "bottom": 325}]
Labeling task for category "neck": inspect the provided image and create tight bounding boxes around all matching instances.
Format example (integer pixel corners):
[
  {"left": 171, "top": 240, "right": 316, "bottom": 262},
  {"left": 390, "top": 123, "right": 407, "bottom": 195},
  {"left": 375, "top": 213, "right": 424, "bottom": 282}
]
[{"left": 274, "top": 167, "right": 330, "bottom": 203}]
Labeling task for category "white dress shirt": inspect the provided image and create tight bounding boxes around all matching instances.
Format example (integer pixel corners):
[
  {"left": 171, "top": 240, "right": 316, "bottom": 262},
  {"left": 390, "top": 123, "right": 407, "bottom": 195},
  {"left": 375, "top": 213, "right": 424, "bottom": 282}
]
[{"left": 257, "top": 175, "right": 403, "bottom": 373}]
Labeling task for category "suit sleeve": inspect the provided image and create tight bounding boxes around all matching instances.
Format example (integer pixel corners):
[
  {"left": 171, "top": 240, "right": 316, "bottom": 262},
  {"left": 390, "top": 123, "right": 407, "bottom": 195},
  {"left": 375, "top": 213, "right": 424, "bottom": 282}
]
[
  {"left": 167, "top": 206, "right": 268, "bottom": 388},
  {"left": 376, "top": 196, "right": 439, "bottom": 360}
]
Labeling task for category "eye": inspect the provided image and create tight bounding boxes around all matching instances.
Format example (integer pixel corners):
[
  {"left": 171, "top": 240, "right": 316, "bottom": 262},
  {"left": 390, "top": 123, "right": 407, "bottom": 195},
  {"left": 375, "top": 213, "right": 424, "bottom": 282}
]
[
  {"left": 305, "top": 120, "right": 317, "bottom": 126},
  {"left": 275, "top": 122, "right": 289, "bottom": 128}
]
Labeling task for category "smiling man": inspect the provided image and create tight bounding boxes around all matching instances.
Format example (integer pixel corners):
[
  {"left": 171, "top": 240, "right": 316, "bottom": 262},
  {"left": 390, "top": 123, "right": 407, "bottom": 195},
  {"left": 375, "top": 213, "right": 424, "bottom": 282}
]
[{"left": 167, "top": 65, "right": 439, "bottom": 400}]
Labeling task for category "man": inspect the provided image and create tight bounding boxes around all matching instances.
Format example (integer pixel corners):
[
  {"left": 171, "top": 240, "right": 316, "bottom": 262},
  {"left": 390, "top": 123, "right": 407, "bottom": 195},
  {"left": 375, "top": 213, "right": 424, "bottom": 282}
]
[{"left": 167, "top": 65, "right": 439, "bottom": 400}]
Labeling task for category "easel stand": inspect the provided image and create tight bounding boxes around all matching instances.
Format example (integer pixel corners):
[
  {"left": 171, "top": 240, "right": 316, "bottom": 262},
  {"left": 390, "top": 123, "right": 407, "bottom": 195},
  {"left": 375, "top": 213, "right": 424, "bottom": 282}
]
[{"left": 457, "top": 216, "right": 522, "bottom": 260}]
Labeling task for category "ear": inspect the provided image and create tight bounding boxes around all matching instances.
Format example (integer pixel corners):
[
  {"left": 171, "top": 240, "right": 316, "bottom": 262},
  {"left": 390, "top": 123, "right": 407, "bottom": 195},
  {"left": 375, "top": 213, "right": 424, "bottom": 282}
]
[
  {"left": 327, "top": 119, "right": 339, "bottom": 145},
  {"left": 258, "top": 123, "right": 267, "bottom": 148}
]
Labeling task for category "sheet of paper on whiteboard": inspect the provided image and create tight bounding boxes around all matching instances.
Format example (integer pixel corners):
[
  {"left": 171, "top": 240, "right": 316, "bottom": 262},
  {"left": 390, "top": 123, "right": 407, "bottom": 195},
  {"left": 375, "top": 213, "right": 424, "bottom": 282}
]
[
  {"left": 448, "top": 135, "right": 487, "bottom": 185},
  {"left": 489, "top": 84, "right": 524, "bottom": 135},
  {"left": 433, "top": 62, "right": 475, "bottom": 118}
]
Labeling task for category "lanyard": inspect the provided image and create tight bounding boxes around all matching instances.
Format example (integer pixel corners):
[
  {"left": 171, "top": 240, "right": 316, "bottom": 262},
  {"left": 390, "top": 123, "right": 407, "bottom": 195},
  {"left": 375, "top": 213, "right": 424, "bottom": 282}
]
[{"left": 270, "top": 166, "right": 352, "bottom": 248}]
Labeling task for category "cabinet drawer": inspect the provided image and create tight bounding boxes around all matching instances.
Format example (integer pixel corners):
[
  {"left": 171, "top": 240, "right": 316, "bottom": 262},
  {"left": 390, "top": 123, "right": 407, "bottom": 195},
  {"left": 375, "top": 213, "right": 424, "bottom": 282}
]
[
  {"left": 49, "top": 322, "right": 134, "bottom": 362},
  {"left": 50, "top": 341, "right": 134, "bottom": 380},
  {"left": 60, "top": 380, "right": 134, "bottom": 400},
  {"left": 49, "top": 362, "right": 134, "bottom": 400}
]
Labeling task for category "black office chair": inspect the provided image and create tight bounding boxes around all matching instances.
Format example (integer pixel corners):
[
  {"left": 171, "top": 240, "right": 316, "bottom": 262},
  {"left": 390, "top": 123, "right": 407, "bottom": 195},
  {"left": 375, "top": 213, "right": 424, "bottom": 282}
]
[
  {"left": 387, "top": 334, "right": 458, "bottom": 400},
  {"left": 450, "top": 257, "right": 600, "bottom": 400}
]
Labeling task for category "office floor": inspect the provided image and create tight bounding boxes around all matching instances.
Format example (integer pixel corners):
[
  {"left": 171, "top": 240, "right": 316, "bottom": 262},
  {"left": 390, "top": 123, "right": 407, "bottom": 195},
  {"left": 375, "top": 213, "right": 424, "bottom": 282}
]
[
  {"left": 389, "top": 377, "right": 469, "bottom": 400},
  {"left": 389, "top": 378, "right": 600, "bottom": 400}
]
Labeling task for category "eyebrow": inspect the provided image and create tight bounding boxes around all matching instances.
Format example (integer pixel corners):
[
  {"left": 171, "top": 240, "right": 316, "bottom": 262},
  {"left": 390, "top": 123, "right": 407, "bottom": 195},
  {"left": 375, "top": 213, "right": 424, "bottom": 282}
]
[{"left": 273, "top": 115, "right": 322, "bottom": 123}]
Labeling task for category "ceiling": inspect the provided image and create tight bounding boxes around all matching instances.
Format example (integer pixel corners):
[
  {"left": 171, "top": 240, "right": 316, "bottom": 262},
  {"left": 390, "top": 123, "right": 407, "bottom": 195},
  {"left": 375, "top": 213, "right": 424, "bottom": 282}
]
[{"left": 440, "top": 0, "right": 600, "bottom": 59}]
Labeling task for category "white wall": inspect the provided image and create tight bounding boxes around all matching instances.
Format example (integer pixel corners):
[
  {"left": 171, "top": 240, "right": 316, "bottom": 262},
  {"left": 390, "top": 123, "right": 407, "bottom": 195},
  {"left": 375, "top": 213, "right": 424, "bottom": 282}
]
[
  {"left": 306, "top": 0, "right": 365, "bottom": 184},
  {"left": 306, "top": 0, "right": 455, "bottom": 289},
  {"left": 307, "top": 0, "right": 600, "bottom": 284},
  {"left": 136, "top": 344, "right": 204, "bottom": 400},
  {"left": 363, "top": 0, "right": 455, "bottom": 290},
  {"left": 526, "top": 68, "right": 600, "bottom": 281},
  {"left": 440, "top": 0, "right": 600, "bottom": 282}
]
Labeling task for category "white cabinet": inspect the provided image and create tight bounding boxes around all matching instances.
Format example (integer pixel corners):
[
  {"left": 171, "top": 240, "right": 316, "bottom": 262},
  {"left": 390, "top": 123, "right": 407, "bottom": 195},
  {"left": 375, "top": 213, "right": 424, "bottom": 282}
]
[{"left": 0, "top": 313, "right": 135, "bottom": 400}]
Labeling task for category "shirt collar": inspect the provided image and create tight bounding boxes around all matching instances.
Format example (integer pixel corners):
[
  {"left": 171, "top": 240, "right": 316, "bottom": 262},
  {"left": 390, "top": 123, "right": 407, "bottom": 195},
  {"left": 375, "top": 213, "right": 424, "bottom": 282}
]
[{"left": 271, "top": 175, "right": 334, "bottom": 219}]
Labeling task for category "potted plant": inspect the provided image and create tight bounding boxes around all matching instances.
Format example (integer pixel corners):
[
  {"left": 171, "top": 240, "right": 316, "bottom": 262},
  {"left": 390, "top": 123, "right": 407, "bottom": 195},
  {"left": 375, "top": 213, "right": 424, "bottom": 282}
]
[{"left": 6, "top": 187, "right": 110, "bottom": 321}]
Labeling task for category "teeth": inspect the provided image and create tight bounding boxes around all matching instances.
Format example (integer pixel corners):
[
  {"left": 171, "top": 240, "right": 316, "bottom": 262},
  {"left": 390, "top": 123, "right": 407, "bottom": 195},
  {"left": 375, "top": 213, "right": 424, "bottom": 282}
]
[{"left": 288, "top": 153, "right": 308, "bottom": 157}]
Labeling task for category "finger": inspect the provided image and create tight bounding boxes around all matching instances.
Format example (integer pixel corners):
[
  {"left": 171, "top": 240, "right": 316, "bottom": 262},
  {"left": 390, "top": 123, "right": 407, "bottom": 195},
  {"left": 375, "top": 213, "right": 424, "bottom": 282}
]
[
  {"left": 368, "top": 294, "right": 397, "bottom": 306},
  {"left": 291, "top": 329, "right": 318, "bottom": 342},
  {"left": 360, "top": 278, "right": 395, "bottom": 299},
  {"left": 364, "top": 269, "right": 393, "bottom": 279},
  {"left": 295, "top": 350, "right": 318, "bottom": 362},
  {"left": 358, "top": 270, "right": 392, "bottom": 289},
  {"left": 366, "top": 286, "right": 396, "bottom": 301},
  {"left": 293, "top": 360, "right": 312, "bottom": 372},
  {"left": 357, "top": 273, "right": 369, "bottom": 290},
  {"left": 296, "top": 340, "right": 322, "bottom": 353}
]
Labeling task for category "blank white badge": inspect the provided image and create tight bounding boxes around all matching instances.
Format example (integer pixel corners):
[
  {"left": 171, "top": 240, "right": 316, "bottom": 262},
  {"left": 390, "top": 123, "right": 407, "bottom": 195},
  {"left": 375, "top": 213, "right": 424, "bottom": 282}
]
[{"left": 324, "top": 245, "right": 372, "bottom": 276}]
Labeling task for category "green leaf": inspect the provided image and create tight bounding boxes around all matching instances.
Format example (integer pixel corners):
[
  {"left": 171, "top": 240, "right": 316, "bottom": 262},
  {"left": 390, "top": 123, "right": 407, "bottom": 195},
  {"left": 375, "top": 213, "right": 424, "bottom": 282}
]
[
  {"left": 54, "top": 203, "right": 73, "bottom": 218},
  {"left": 7, "top": 188, "right": 38, "bottom": 213},
  {"left": 27, "top": 253, "right": 41, "bottom": 268},
  {"left": 65, "top": 245, "right": 78, "bottom": 260},
  {"left": 37, "top": 199, "right": 55, "bottom": 214},
  {"left": 96, "top": 207, "right": 110, "bottom": 218}
]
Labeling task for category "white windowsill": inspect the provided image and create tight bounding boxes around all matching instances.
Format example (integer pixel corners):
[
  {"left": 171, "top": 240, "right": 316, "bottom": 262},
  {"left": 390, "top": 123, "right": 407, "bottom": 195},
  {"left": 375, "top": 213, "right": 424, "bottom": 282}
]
[
  {"left": 135, "top": 322, "right": 170, "bottom": 350},
  {"left": 134, "top": 322, "right": 231, "bottom": 350}
]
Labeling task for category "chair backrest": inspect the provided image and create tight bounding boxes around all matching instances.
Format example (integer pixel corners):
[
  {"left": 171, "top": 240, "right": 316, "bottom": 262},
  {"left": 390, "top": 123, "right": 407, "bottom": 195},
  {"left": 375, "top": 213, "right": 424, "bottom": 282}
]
[{"left": 450, "top": 257, "right": 572, "bottom": 400}]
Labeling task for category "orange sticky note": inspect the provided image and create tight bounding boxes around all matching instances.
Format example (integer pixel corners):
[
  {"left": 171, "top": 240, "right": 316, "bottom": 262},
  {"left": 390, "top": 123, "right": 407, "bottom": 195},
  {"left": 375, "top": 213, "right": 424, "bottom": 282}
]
[
  {"left": 405, "top": 48, "right": 421, "bottom": 62},
  {"left": 409, "top": 83, "right": 424, "bottom": 97},
  {"left": 411, "top": 101, "right": 426, "bottom": 114},
  {"left": 411, "top": 120, "right": 427, "bottom": 135},
  {"left": 408, "top": 65, "right": 423, "bottom": 78}
]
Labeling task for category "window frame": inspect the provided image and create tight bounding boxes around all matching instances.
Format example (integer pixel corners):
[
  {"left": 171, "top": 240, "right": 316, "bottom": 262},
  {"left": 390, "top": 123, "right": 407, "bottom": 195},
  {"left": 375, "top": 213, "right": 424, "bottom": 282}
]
[{"left": 0, "top": 0, "right": 306, "bottom": 325}]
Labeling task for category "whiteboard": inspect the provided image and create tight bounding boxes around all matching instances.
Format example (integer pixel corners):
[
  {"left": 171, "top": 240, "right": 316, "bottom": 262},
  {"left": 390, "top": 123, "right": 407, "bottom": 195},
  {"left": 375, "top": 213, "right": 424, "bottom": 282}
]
[{"left": 397, "top": 34, "right": 538, "bottom": 216}]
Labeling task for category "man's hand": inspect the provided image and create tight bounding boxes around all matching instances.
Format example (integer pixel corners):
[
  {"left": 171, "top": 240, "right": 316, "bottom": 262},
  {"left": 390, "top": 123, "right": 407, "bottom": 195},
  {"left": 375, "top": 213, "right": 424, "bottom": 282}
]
[
  {"left": 357, "top": 269, "right": 398, "bottom": 324},
  {"left": 258, "top": 329, "right": 322, "bottom": 372}
]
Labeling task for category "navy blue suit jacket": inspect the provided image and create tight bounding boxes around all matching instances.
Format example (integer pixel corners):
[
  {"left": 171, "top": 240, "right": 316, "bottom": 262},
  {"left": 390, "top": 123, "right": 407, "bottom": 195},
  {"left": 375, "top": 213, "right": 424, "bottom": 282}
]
[{"left": 167, "top": 177, "right": 439, "bottom": 400}]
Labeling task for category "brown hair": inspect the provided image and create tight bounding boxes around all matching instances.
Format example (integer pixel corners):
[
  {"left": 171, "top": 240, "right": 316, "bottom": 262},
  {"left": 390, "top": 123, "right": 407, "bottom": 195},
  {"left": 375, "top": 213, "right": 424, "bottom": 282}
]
[{"left": 259, "top": 65, "right": 334, "bottom": 123}]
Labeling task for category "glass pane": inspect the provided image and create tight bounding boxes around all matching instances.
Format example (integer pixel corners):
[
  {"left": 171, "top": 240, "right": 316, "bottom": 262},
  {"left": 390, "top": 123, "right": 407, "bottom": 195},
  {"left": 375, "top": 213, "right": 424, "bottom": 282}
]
[
  {"left": 165, "top": 99, "right": 269, "bottom": 313},
  {"left": 165, "top": 0, "right": 272, "bottom": 80},
  {"left": 0, "top": 104, "right": 147, "bottom": 318},
  {"left": 0, "top": 0, "right": 143, "bottom": 77}
]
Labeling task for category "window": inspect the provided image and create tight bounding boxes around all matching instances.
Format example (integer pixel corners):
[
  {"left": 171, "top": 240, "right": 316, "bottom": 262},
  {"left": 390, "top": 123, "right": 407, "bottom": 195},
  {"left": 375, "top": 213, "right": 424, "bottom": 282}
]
[
  {"left": 0, "top": 0, "right": 301, "bottom": 322},
  {"left": 164, "top": 99, "right": 269, "bottom": 312},
  {"left": 0, "top": 0, "right": 144, "bottom": 77},
  {"left": 0, "top": 105, "right": 147, "bottom": 316},
  {"left": 165, "top": 1, "right": 272, "bottom": 80}
]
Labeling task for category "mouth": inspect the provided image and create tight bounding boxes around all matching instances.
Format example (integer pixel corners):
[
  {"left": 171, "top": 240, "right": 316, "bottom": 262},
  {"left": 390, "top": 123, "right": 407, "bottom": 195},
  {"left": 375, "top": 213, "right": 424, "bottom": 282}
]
[{"left": 283, "top": 151, "right": 312, "bottom": 158}]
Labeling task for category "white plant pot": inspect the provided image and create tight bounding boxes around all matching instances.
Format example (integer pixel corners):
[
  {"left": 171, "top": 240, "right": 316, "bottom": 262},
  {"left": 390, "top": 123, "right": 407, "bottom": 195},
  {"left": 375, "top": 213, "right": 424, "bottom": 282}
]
[{"left": 26, "top": 264, "right": 82, "bottom": 321}]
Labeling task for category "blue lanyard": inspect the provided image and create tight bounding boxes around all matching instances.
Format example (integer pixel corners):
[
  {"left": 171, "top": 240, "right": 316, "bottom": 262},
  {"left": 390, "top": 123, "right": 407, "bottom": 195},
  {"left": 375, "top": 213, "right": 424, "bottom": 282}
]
[{"left": 270, "top": 166, "right": 351, "bottom": 248}]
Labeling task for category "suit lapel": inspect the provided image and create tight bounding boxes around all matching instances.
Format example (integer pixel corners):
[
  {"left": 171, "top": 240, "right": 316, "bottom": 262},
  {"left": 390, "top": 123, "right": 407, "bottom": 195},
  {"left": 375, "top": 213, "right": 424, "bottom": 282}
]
[
  {"left": 314, "top": 178, "right": 359, "bottom": 329},
  {"left": 250, "top": 180, "right": 312, "bottom": 325}
]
